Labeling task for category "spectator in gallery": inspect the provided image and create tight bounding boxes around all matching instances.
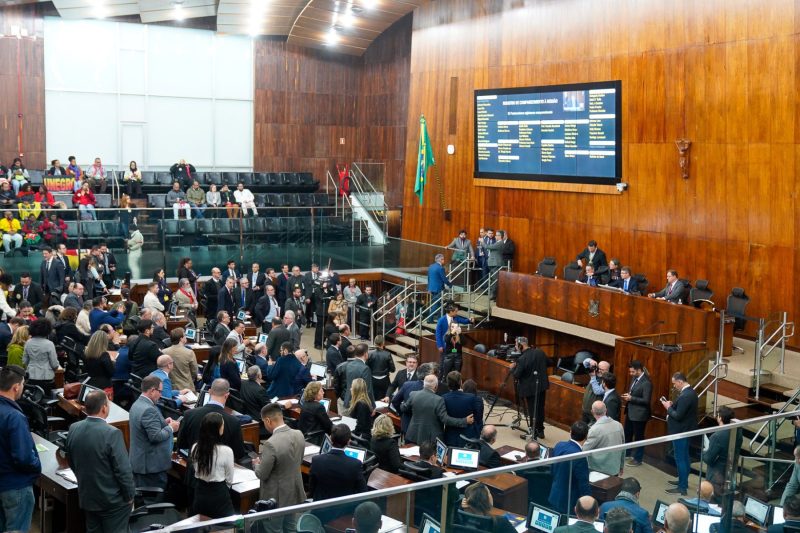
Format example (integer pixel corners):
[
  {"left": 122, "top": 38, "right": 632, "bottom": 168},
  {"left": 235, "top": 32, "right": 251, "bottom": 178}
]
[
  {"left": 41, "top": 213, "right": 68, "bottom": 247},
  {"left": 0, "top": 210, "right": 23, "bottom": 255},
  {"left": 48, "top": 159, "right": 67, "bottom": 176},
  {"left": 166, "top": 181, "right": 191, "bottom": 220},
  {"left": 220, "top": 183, "right": 239, "bottom": 219},
  {"left": 86, "top": 156, "right": 107, "bottom": 193},
  {"left": 206, "top": 183, "right": 221, "bottom": 217},
  {"left": 170, "top": 159, "right": 196, "bottom": 190},
  {"left": 123, "top": 160, "right": 143, "bottom": 198},
  {"left": 118, "top": 194, "right": 137, "bottom": 238},
  {"left": 73, "top": 181, "right": 97, "bottom": 220},
  {"left": 21, "top": 214, "right": 42, "bottom": 247},
  {"left": 17, "top": 185, "right": 41, "bottom": 221},
  {"left": 0, "top": 182, "right": 18, "bottom": 210},
  {"left": 186, "top": 181, "right": 207, "bottom": 219},
  {"left": 66, "top": 156, "right": 83, "bottom": 191},
  {"left": 35, "top": 184, "right": 67, "bottom": 209},
  {"left": 234, "top": 182, "right": 258, "bottom": 216},
  {"left": 10, "top": 167, "right": 28, "bottom": 196}
]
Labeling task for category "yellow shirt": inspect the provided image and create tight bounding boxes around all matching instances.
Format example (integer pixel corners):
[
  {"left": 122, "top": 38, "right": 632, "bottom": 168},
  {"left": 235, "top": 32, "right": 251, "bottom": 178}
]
[{"left": 0, "top": 217, "right": 21, "bottom": 235}]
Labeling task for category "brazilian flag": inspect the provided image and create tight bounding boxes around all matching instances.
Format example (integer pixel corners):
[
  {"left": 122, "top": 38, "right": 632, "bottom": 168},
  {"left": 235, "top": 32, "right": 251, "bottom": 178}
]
[{"left": 414, "top": 115, "right": 435, "bottom": 205}]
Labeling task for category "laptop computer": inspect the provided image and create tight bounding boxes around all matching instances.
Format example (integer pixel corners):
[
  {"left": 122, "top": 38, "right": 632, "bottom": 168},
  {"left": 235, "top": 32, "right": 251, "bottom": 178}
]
[
  {"left": 539, "top": 443, "right": 550, "bottom": 460},
  {"left": 257, "top": 333, "right": 268, "bottom": 345},
  {"left": 78, "top": 383, "right": 101, "bottom": 403},
  {"left": 744, "top": 495, "right": 771, "bottom": 527},
  {"left": 419, "top": 513, "right": 441, "bottom": 533},
  {"left": 320, "top": 434, "right": 333, "bottom": 454},
  {"left": 774, "top": 506, "right": 785, "bottom": 525},
  {"left": 652, "top": 499, "right": 670, "bottom": 528},
  {"left": 567, "top": 517, "right": 604, "bottom": 532},
  {"left": 435, "top": 438, "right": 448, "bottom": 466},
  {"left": 448, "top": 447, "right": 479, "bottom": 471},
  {"left": 693, "top": 513, "right": 721, "bottom": 533},
  {"left": 343, "top": 445, "right": 368, "bottom": 463},
  {"left": 319, "top": 398, "right": 331, "bottom": 413},
  {"left": 185, "top": 328, "right": 197, "bottom": 341},
  {"left": 527, "top": 502, "right": 562, "bottom": 533},
  {"left": 237, "top": 310, "right": 247, "bottom": 321},
  {"left": 310, "top": 362, "right": 326, "bottom": 378}
]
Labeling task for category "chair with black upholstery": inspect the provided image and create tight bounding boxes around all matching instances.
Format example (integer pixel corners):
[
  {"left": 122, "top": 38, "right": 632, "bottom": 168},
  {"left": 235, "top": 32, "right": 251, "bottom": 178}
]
[
  {"left": 279, "top": 172, "right": 293, "bottom": 187},
  {"left": 61, "top": 336, "right": 87, "bottom": 382},
  {"left": 349, "top": 432, "right": 371, "bottom": 450},
  {"left": 678, "top": 278, "right": 693, "bottom": 305},
  {"left": 239, "top": 172, "right": 254, "bottom": 186},
  {"left": 690, "top": 279, "right": 714, "bottom": 308},
  {"left": 253, "top": 193, "right": 267, "bottom": 208},
  {"left": 128, "top": 502, "right": 182, "bottom": 532},
  {"left": 254, "top": 172, "right": 270, "bottom": 186},
  {"left": 563, "top": 262, "right": 582, "bottom": 282},
  {"left": 537, "top": 257, "right": 557, "bottom": 278},
  {"left": 459, "top": 434, "right": 481, "bottom": 450},
  {"left": 28, "top": 170, "right": 44, "bottom": 186},
  {"left": 83, "top": 221, "right": 105, "bottom": 240},
  {"left": 455, "top": 509, "right": 493, "bottom": 531},
  {"left": 632, "top": 274, "right": 648, "bottom": 295},
  {"left": 398, "top": 461, "right": 433, "bottom": 482},
  {"left": 214, "top": 218, "right": 232, "bottom": 235},
  {"left": 195, "top": 218, "right": 215, "bottom": 237},
  {"left": 222, "top": 172, "right": 239, "bottom": 186},
  {"left": 19, "top": 385, "right": 66, "bottom": 438},
  {"left": 727, "top": 287, "right": 750, "bottom": 353},
  {"left": 267, "top": 172, "right": 281, "bottom": 187},
  {"left": 155, "top": 172, "right": 173, "bottom": 186},
  {"left": 160, "top": 220, "right": 181, "bottom": 239},
  {"left": 148, "top": 194, "right": 166, "bottom": 209},
  {"left": 205, "top": 172, "right": 221, "bottom": 185},
  {"left": 141, "top": 171, "right": 156, "bottom": 186},
  {"left": 95, "top": 194, "right": 112, "bottom": 209},
  {"left": 179, "top": 219, "right": 196, "bottom": 237}
]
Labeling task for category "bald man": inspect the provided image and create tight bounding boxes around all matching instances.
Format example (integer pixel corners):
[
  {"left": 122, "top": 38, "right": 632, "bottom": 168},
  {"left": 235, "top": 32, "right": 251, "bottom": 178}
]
[
  {"left": 478, "top": 425, "right": 502, "bottom": 468},
  {"left": 663, "top": 503, "right": 690, "bottom": 533},
  {"left": 149, "top": 354, "right": 191, "bottom": 406},
  {"left": 679, "top": 480, "right": 720, "bottom": 516},
  {"left": 554, "top": 496, "right": 599, "bottom": 532}
]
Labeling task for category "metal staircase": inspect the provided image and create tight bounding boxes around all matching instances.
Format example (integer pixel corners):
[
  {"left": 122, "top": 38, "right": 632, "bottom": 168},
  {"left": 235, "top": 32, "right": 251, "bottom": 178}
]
[{"left": 752, "top": 311, "right": 795, "bottom": 399}]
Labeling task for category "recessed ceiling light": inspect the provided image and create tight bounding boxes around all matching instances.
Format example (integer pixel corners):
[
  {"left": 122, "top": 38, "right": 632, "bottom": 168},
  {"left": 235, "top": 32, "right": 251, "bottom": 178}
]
[{"left": 325, "top": 28, "right": 339, "bottom": 45}]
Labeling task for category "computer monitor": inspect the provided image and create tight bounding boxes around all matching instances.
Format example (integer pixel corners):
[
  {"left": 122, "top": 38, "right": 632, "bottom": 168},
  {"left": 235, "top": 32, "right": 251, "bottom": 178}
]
[
  {"left": 310, "top": 362, "right": 326, "bottom": 378},
  {"left": 774, "top": 506, "right": 785, "bottom": 525},
  {"left": 435, "top": 438, "right": 448, "bottom": 466},
  {"left": 185, "top": 328, "right": 197, "bottom": 341},
  {"left": 745, "top": 495, "right": 771, "bottom": 527},
  {"left": 539, "top": 443, "right": 550, "bottom": 460},
  {"left": 237, "top": 310, "right": 247, "bottom": 321},
  {"left": 448, "top": 447, "right": 480, "bottom": 470},
  {"left": 320, "top": 435, "right": 333, "bottom": 454},
  {"left": 693, "top": 513, "right": 721, "bottom": 533},
  {"left": 527, "top": 503, "right": 562, "bottom": 533},
  {"left": 78, "top": 383, "right": 100, "bottom": 403},
  {"left": 169, "top": 302, "right": 178, "bottom": 316},
  {"left": 567, "top": 517, "right": 604, "bottom": 532},
  {"left": 343, "top": 445, "right": 367, "bottom": 463},
  {"left": 319, "top": 398, "right": 331, "bottom": 413},
  {"left": 257, "top": 333, "right": 268, "bottom": 345},
  {"left": 652, "top": 500, "right": 670, "bottom": 527},
  {"left": 419, "top": 513, "right": 441, "bottom": 533}
]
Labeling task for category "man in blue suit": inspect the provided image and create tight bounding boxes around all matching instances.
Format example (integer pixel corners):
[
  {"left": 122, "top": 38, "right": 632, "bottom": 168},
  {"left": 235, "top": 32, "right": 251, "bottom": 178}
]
[
  {"left": 609, "top": 266, "right": 640, "bottom": 294},
  {"left": 435, "top": 304, "right": 471, "bottom": 373},
  {"left": 599, "top": 477, "right": 654, "bottom": 533},
  {"left": 442, "top": 371, "right": 483, "bottom": 446},
  {"left": 549, "top": 420, "right": 592, "bottom": 514},
  {"left": 427, "top": 253, "right": 451, "bottom": 322}
]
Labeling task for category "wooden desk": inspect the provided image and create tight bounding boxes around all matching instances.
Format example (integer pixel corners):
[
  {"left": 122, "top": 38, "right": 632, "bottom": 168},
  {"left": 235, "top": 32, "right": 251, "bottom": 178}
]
[
  {"left": 56, "top": 394, "right": 130, "bottom": 448},
  {"left": 591, "top": 474, "right": 623, "bottom": 503},
  {"left": 367, "top": 468, "right": 415, "bottom": 520},
  {"left": 188, "top": 343, "right": 211, "bottom": 364},
  {"left": 33, "top": 433, "right": 85, "bottom": 533}
]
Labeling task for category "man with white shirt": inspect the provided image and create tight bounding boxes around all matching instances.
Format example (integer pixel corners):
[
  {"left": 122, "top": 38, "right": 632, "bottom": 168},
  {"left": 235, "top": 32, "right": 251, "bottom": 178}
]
[
  {"left": 226, "top": 319, "right": 253, "bottom": 356},
  {"left": 583, "top": 401, "right": 625, "bottom": 476},
  {"left": 143, "top": 282, "right": 165, "bottom": 312},
  {"left": 648, "top": 269, "right": 686, "bottom": 304},
  {"left": 234, "top": 182, "right": 258, "bottom": 216},
  {"left": 250, "top": 263, "right": 266, "bottom": 294}
]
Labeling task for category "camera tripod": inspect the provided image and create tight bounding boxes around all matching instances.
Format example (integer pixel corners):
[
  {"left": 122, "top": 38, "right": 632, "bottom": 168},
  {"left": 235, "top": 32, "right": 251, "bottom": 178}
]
[{"left": 484, "top": 367, "right": 530, "bottom": 434}]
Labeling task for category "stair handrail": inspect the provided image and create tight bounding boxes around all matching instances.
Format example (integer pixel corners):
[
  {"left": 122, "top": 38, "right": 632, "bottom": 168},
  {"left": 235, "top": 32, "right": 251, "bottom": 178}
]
[
  {"left": 349, "top": 163, "right": 387, "bottom": 229},
  {"left": 754, "top": 311, "right": 795, "bottom": 400},
  {"left": 372, "top": 280, "right": 420, "bottom": 323},
  {"left": 749, "top": 388, "right": 800, "bottom": 455}
]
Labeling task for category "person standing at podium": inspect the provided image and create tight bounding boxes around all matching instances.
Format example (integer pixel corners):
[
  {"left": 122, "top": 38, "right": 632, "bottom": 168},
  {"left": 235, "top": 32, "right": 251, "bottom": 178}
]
[
  {"left": 662, "top": 372, "right": 698, "bottom": 496},
  {"left": 512, "top": 337, "right": 549, "bottom": 439}
]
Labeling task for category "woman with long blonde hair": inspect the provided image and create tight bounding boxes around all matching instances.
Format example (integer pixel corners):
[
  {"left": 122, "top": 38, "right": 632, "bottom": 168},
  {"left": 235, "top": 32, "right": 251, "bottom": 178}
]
[
  {"left": 349, "top": 378, "right": 374, "bottom": 438},
  {"left": 370, "top": 414, "right": 402, "bottom": 473}
]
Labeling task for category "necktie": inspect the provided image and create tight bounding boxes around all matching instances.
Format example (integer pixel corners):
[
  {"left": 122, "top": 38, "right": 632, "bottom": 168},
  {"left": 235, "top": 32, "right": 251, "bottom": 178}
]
[
  {"left": 624, "top": 279, "right": 629, "bottom": 291},
  {"left": 241, "top": 291, "right": 245, "bottom": 307},
  {"left": 47, "top": 260, "right": 51, "bottom": 272},
  {"left": 253, "top": 274, "right": 257, "bottom": 287},
  {"left": 408, "top": 372, "right": 412, "bottom": 380},
  {"left": 667, "top": 283, "right": 673, "bottom": 296},
  {"left": 23, "top": 286, "right": 28, "bottom": 300}
]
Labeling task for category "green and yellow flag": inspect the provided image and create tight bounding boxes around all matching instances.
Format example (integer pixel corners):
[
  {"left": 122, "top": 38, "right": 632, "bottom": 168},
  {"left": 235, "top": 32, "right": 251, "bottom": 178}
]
[{"left": 414, "top": 115, "right": 435, "bottom": 205}]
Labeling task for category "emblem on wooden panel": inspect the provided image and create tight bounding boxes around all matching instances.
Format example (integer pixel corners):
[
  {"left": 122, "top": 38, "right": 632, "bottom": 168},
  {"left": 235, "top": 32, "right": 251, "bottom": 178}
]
[{"left": 588, "top": 299, "right": 600, "bottom": 318}]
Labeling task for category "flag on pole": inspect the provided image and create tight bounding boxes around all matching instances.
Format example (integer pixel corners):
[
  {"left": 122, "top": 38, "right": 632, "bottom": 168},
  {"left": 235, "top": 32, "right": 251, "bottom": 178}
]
[{"left": 414, "top": 114, "right": 435, "bottom": 205}]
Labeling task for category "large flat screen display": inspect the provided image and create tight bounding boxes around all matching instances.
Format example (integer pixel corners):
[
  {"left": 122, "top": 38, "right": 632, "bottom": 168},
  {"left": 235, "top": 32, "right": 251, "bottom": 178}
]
[{"left": 474, "top": 81, "right": 621, "bottom": 185}]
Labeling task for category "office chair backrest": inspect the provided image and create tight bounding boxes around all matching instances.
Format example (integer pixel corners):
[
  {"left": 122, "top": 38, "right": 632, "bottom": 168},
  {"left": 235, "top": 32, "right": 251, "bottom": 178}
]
[
  {"left": 128, "top": 502, "right": 182, "bottom": 531},
  {"left": 727, "top": 287, "right": 750, "bottom": 331},
  {"left": 561, "top": 371, "right": 574, "bottom": 383},
  {"left": 399, "top": 461, "right": 434, "bottom": 482},
  {"left": 632, "top": 274, "right": 648, "bottom": 294},
  {"left": 455, "top": 508, "right": 494, "bottom": 530},
  {"left": 563, "top": 262, "right": 582, "bottom": 282},
  {"left": 296, "top": 512, "right": 324, "bottom": 533},
  {"left": 537, "top": 257, "right": 557, "bottom": 278},
  {"left": 690, "top": 279, "right": 714, "bottom": 307},
  {"left": 460, "top": 435, "right": 481, "bottom": 450}
]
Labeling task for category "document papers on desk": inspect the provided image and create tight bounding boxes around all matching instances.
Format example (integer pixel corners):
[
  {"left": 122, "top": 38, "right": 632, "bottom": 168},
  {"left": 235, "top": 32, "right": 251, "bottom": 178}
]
[
  {"left": 375, "top": 401, "right": 389, "bottom": 410},
  {"left": 181, "top": 391, "right": 198, "bottom": 404},
  {"left": 231, "top": 467, "right": 258, "bottom": 486},
  {"left": 501, "top": 450, "right": 526, "bottom": 462},
  {"left": 304, "top": 445, "right": 321, "bottom": 456},
  {"left": 399, "top": 446, "right": 420, "bottom": 458},
  {"left": 588, "top": 471, "right": 610, "bottom": 483},
  {"left": 442, "top": 471, "right": 469, "bottom": 490},
  {"left": 56, "top": 468, "right": 78, "bottom": 484},
  {"left": 339, "top": 416, "right": 357, "bottom": 431}
]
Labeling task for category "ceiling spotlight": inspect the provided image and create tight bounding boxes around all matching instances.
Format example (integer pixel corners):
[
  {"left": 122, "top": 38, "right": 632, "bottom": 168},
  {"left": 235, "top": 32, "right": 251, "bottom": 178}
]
[
  {"left": 360, "top": 0, "right": 377, "bottom": 9},
  {"left": 173, "top": 4, "right": 185, "bottom": 21},
  {"left": 342, "top": 9, "right": 354, "bottom": 28},
  {"left": 325, "top": 28, "right": 339, "bottom": 45}
]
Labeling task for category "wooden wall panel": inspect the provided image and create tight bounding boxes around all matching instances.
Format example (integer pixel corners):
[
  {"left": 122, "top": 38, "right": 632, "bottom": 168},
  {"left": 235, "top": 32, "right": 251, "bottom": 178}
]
[
  {"left": 254, "top": 15, "right": 411, "bottom": 209},
  {"left": 400, "top": 0, "right": 800, "bottom": 343},
  {"left": 0, "top": 5, "right": 45, "bottom": 168}
]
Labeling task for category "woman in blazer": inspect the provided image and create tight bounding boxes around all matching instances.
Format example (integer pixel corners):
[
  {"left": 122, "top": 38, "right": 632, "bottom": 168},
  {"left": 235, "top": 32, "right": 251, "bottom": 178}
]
[
  {"left": 298, "top": 382, "right": 333, "bottom": 437},
  {"left": 370, "top": 414, "right": 401, "bottom": 473}
]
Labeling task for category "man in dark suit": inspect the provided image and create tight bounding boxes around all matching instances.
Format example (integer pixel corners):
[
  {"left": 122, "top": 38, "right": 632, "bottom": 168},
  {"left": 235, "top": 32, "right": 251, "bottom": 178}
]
[
  {"left": 554, "top": 496, "right": 601, "bottom": 533},
  {"left": 478, "top": 425, "right": 501, "bottom": 468},
  {"left": 326, "top": 333, "right": 344, "bottom": 374},
  {"left": 276, "top": 264, "right": 291, "bottom": 309},
  {"left": 233, "top": 277, "right": 255, "bottom": 314},
  {"left": 266, "top": 317, "right": 291, "bottom": 361},
  {"left": 202, "top": 268, "right": 223, "bottom": 315},
  {"left": 602, "top": 372, "right": 622, "bottom": 422},
  {"left": 336, "top": 343, "right": 373, "bottom": 410},
  {"left": 11, "top": 273, "right": 43, "bottom": 314},
  {"left": 402, "top": 374, "right": 472, "bottom": 444},
  {"left": 63, "top": 282, "right": 85, "bottom": 310},
  {"left": 392, "top": 363, "right": 435, "bottom": 434},
  {"left": 220, "top": 260, "right": 240, "bottom": 287},
  {"left": 40, "top": 247, "right": 65, "bottom": 302},
  {"left": 648, "top": 269, "right": 686, "bottom": 304},
  {"left": 661, "top": 372, "right": 698, "bottom": 496},
  {"left": 411, "top": 440, "right": 445, "bottom": 479},
  {"left": 609, "top": 266, "right": 640, "bottom": 294},
  {"left": 549, "top": 421, "right": 592, "bottom": 515},
  {"left": 65, "top": 390, "right": 135, "bottom": 532},
  {"left": 128, "top": 319, "right": 163, "bottom": 377},
  {"left": 702, "top": 405, "right": 742, "bottom": 497},
  {"left": 578, "top": 264, "right": 600, "bottom": 286},
  {"left": 240, "top": 366, "right": 270, "bottom": 422},
  {"left": 97, "top": 243, "right": 117, "bottom": 289},
  {"left": 622, "top": 360, "right": 652, "bottom": 466},
  {"left": 384, "top": 354, "right": 420, "bottom": 402},
  {"left": 769, "top": 495, "right": 800, "bottom": 533},
  {"left": 303, "top": 263, "right": 321, "bottom": 326},
  {"left": 309, "top": 424, "right": 367, "bottom": 521},
  {"left": 442, "top": 371, "right": 483, "bottom": 446},
  {"left": 212, "top": 311, "right": 232, "bottom": 347},
  {"left": 284, "top": 287, "right": 306, "bottom": 327},
  {"left": 576, "top": 239, "right": 608, "bottom": 270},
  {"left": 217, "top": 277, "right": 236, "bottom": 317},
  {"left": 512, "top": 337, "right": 549, "bottom": 439},
  {"left": 176, "top": 378, "right": 247, "bottom": 461},
  {"left": 129, "top": 375, "right": 180, "bottom": 488},
  {"left": 248, "top": 262, "right": 267, "bottom": 296}
]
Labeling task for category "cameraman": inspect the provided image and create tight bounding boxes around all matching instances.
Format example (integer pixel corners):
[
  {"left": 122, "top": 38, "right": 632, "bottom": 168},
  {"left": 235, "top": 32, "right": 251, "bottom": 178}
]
[
  {"left": 581, "top": 358, "right": 609, "bottom": 424},
  {"left": 511, "top": 337, "right": 549, "bottom": 439}
]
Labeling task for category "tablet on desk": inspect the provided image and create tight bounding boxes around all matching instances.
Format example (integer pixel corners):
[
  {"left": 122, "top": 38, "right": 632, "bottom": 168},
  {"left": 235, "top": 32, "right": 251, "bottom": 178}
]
[
  {"left": 236, "top": 359, "right": 246, "bottom": 374},
  {"left": 419, "top": 513, "right": 440, "bottom": 533},
  {"left": 435, "top": 438, "right": 448, "bottom": 466},
  {"left": 184, "top": 328, "right": 197, "bottom": 341},
  {"left": 527, "top": 503, "right": 562, "bottom": 533},
  {"left": 343, "top": 445, "right": 367, "bottom": 463},
  {"left": 539, "top": 443, "right": 550, "bottom": 460},
  {"left": 744, "top": 495, "right": 770, "bottom": 527},
  {"left": 448, "top": 447, "right": 479, "bottom": 470},
  {"left": 319, "top": 398, "right": 331, "bottom": 413},
  {"left": 693, "top": 513, "right": 720, "bottom": 533},
  {"left": 237, "top": 310, "right": 247, "bottom": 321},
  {"left": 320, "top": 435, "right": 333, "bottom": 454},
  {"left": 652, "top": 500, "right": 669, "bottom": 528},
  {"left": 257, "top": 333, "right": 268, "bottom": 345},
  {"left": 774, "top": 506, "right": 785, "bottom": 525},
  {"left": 78, "top": 383, "right": 101, "bottom": 403},
  {"left": 310, "top": 362, "right": 326, "bottom": 378}
]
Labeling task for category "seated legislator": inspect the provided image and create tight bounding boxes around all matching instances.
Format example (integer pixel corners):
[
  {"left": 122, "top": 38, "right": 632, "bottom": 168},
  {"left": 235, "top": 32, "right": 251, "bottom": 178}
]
[
  {"left": 370, "top": 414, "right": 402, "bottom": 473},
  {"left": 578, "top": 264, "right": 600, "bottom": 286},
  {"left": 478, "top": 425, "right": 502, "bottom": 468},
  {"left": 458, "top": 482, "right": 517, "bottom": 533},
  {"left": 599, "top": 477, "right": 655, "bottom": 533},
  {"left": 410, "top": 440, "right": 445, "bottom": 479},
  {"left": 299, "top": 381, "right": 333, "bottom": 437},
  {"left": 309, "top": 424, "right": 367, "bottom": 521},
  {"left": 176, "top": 378, "right": 246, "bottom": 461},
  {"left": 604, "top": 258, "right": 622, "bottom": 285},
  {"left": 576, "top": 239, "right": 608, "bottom": 270},
  {"left": 648, "top": 269, "right": 686, "bottom": 304},
  {"left": 240, "top": 365, "right": 270, "bottom": 422},
  {"left": 608, "top": 266, "right": 640, "bottom": 294}
]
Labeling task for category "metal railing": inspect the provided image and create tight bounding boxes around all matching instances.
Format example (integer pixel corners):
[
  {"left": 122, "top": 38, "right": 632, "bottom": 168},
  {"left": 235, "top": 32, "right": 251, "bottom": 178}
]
[{"left": 753, "top": 311, "right": 796, "bottom": 399}]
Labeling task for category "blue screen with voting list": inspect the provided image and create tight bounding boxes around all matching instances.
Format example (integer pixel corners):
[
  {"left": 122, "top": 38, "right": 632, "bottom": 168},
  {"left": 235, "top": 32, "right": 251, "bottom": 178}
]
[{"left": 474, "top": 80, "right": 621, "bottom": 185}]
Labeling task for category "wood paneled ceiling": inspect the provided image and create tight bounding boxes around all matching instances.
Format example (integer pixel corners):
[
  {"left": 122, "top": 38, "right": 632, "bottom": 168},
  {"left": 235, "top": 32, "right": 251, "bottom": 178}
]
[{"left": 30, "top": 0, "right": 427, "bottom": 55}]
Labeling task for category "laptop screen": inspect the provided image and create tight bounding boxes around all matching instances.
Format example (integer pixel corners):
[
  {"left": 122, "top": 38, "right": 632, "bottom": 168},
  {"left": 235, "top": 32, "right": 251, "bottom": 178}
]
[
  {"left": 693, "top": 513, "right": 721, "bottom": 533},
  {"left": 344, "top": 446, "right": 367, "bottom": 463},
  {"left": 527, "top": 503, "right": 561, "bottom": 533},
  {"left": 320, "top": 435, "right": 333, "bottom": 454},
  {"left": 185, "top": 328, "right": 197, "bottom": 341},
  {"left": 236, "top": 359, "right": 246, "bottom": 373},
  {"left": 652, "top": 500, "right": 669, "bottom": 527},
  {"left": 774, "top": 506, "right": 785, "bottom": 525},
  {"left": 258, "top": 333, "right": 268, "bottom": 345},
  {"left": 319, "top": 398, "right": 331, "bottom": 413},
  {"left": 310, "top": 362, "right": 326, "bottom": 378},
  {"left": 745, "top": 496, "right": 770, "bottom": 526},
  {"left": 449, "top": 448, "right": 479, "bottom": 470},
  {"left": 78, "top": 384, "right": 100, "bottom": 403},
  {"left": 539, "top": 443, "right": 550, "bottom": 460},
  {"left": 567, "top": 518, "right": 604, "bottom": 532},
  {"left": 436, "top": 438, "right": 447, "bottom": 465},
  {"left": 419, "top": 513, "right": 441, "bottom": 533}
]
